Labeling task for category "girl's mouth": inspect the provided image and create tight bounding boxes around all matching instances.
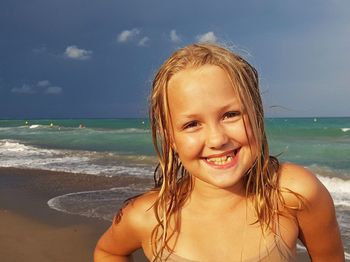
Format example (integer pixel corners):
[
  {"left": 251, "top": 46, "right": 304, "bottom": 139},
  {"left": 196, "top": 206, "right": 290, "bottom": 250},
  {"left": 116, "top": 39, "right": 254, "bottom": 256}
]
[{"left": 203, "top": 148, "right": 240, "bottom": 168}]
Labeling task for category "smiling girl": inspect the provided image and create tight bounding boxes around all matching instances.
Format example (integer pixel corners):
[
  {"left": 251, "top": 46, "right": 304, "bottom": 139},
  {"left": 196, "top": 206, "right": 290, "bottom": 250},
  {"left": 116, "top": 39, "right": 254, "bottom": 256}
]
[{"left": 94, "top": 43, "right": 344, "bottom": 261}]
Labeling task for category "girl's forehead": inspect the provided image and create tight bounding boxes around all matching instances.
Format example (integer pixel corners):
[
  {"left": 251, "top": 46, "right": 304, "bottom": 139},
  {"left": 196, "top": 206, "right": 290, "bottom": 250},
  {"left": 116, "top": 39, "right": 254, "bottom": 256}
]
[
  {"left": 169, "top": 64, "right": 223, "bottom": 82},
  {"left": 166, "top": 65, "right": 245, "bottom": 116},
  {"left": 167, "top": 65, "right": 241, "bottom": 99},
  {"left": 168, "top": 65, "right": 234, "bottom": 92}
]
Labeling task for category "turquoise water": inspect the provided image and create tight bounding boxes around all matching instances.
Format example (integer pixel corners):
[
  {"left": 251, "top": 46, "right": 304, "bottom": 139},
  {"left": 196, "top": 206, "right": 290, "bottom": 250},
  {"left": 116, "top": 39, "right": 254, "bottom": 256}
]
[
  {"left": 266, "top": 117, "right": 350, "bottom": 174},
  {"left": 0, "top": 117, "right": 349, "bottom": 174},
  {"left": 0, "top": 118, "right": 154, "bottom": 155},
  {"left": 1, "top": 117, "right": 349, "bottom": 256}
]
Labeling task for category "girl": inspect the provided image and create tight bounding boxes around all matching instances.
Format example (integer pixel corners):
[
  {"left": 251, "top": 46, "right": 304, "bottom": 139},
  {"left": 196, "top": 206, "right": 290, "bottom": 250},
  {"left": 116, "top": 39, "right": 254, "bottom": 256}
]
[{"left": 94, "top": 43, "right": 344, "bottom": 261}]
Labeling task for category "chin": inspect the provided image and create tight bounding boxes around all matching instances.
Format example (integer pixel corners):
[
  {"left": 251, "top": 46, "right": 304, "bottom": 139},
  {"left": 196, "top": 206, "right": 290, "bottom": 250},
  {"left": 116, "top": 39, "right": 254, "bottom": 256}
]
[{"left": 201, "top": 170, "right": 246, "bottom": 190}]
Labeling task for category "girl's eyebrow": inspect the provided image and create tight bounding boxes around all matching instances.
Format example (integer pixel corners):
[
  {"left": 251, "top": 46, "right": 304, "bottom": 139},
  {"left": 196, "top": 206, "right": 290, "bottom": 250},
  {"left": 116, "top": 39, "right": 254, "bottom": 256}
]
[{"left": 220, "top": 101, "right": 241, "bottom": 111}]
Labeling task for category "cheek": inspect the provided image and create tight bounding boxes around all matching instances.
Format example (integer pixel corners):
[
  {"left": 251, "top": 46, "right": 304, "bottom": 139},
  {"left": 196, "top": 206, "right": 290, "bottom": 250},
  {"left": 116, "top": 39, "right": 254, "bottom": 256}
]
[
  {"left": 174, "top": 134, "right": 202, "bottom": 159},
  {"left": 229, "top": 120, "right": 258, "bottom": 159}
]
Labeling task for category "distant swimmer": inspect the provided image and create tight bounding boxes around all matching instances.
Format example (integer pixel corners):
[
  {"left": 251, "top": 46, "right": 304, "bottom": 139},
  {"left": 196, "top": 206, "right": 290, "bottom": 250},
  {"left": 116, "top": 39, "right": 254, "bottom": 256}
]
[{"left": 79, "top": 123, "right": 85, "bottom": 128}]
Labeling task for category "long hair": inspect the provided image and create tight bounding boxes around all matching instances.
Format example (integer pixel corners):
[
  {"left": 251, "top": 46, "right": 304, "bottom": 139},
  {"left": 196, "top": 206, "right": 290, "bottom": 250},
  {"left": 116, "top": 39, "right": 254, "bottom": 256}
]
[{"left": 149, "top": 43, "right": 287, "bottom": 260}]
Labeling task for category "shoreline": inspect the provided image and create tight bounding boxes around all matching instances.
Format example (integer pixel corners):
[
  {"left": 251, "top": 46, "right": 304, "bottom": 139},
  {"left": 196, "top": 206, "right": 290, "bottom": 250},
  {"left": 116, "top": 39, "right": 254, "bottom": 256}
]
[{"left": 0, "top": 167, "right": 150, "bottom": 262}]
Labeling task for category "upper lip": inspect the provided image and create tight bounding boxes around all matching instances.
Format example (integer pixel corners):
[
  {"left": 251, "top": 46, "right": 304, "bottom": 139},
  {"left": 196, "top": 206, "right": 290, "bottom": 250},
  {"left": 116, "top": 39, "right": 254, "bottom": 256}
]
[{"left": 202, "top": 148, "right": 239, "bottom": 159}]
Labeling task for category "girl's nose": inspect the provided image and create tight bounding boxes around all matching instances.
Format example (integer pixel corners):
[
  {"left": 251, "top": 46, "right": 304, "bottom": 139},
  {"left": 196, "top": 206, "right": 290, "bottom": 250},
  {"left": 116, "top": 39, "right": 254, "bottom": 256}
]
[{"left": 205, "top": 125, "right": 229, "bottom": 149}]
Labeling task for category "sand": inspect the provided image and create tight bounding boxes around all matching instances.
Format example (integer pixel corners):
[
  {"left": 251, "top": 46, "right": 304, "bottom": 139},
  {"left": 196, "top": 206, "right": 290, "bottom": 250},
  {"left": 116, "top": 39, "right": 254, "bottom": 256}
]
[{"left": 0, "top": 167, "right": 150, "bottom": 262}]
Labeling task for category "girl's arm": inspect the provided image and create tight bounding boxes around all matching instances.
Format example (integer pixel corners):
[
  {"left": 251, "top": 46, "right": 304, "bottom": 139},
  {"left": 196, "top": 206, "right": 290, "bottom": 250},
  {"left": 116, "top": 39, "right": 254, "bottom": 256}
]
[
  {"left": 281, "top": 163, "right": 345, "bottom": 262},
  {"left": 94, "top": 194, "right": 155, "bottom": 261}
]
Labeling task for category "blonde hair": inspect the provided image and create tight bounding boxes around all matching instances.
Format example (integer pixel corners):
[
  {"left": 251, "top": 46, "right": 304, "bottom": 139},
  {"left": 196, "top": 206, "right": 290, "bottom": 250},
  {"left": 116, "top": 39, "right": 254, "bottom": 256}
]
[{"left": 149, "top": 43, "right": 284, "bottom": 260}]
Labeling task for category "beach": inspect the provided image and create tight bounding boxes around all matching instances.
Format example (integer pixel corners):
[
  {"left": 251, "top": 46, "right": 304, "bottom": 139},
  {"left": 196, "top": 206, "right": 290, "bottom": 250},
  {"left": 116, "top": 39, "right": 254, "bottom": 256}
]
[{"left": 0, "top": 167, "right": 150, "bottom": 262}]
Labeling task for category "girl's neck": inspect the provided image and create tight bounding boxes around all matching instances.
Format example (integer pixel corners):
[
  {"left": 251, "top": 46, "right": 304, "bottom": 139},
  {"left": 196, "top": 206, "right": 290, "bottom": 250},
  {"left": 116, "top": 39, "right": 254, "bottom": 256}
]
[{"left": 184, "top": 178, "right": 247, "bottom": 215}]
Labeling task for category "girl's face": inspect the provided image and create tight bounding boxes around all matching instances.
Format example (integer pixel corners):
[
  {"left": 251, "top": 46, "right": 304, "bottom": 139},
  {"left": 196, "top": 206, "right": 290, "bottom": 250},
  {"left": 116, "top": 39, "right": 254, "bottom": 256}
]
[{"left": 167, "top": 65, "right": 256, "bottom": 192}]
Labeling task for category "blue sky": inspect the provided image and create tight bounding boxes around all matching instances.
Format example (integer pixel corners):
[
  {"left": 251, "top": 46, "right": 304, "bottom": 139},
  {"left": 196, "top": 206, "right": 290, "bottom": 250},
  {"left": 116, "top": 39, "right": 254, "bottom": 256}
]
[{"left": 1, "top": 0, "right": 349, "bottom": 118}]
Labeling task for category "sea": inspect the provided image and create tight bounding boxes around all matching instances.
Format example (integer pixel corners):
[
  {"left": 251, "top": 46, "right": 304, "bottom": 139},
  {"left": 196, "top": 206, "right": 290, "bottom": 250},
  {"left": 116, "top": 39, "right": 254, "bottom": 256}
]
[{"left": 0, "top": 117, "right": 349, "bottom": 258}]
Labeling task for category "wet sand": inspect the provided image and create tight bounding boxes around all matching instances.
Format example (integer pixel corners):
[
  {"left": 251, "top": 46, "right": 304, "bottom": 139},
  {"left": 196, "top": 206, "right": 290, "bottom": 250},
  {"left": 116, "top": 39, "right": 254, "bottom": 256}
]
[{"left": 0, "top": 167, "right": 150, "bottom": 262}]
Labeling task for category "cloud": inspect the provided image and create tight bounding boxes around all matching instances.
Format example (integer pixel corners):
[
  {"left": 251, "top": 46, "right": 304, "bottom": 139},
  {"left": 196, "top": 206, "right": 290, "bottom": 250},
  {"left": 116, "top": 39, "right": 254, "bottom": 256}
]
[
  {"left": 170, "top": 30, "right": 182, "bottom": 43},
  {"left": 117, "top": 28, "right": 140, "bottom": 43},
  {"left": 11, "top": 84, "right": 36, "bottom": 94},
  {"left": 11, "top": 80, "right": 63, "bottom": 95},
  {"left": 138, "top": 36, "right": 150, "bottom": 46},
  {"left": 64, "top": 45, "right": 92, "bottom": 60},
  {"left": 196, "top": 31, "right": 217, "bottom": 43},
  {"left": 45, "top": 86, "right": 62, "bottom": 94},
  {"left": 117, "top": 28, "right": 150, "bottom": 47},
  {"left": 37, "top": 80, "right": 50, "bottom": 87}
]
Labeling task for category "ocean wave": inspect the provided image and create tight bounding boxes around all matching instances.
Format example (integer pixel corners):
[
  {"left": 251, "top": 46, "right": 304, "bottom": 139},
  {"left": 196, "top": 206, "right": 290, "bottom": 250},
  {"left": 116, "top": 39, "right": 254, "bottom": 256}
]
[
  {"left": 0, "top": 139, "right": 154, "bottom": 177},
  {"left": 19, "top": 124, "right": 58, "bottom": 129},
  {"left": 29, "top": 124, "right": 40, "bottom": 129},
  {"left": 341, "top": 128, "right": 350, "bottom": 133},
  {"left": 315, "top": 174, "right": 350, "bottom": 208},
  {"left": 112, "top": 128, "right": 150, "bottom": 134},
  {"left": 0, "top": 139, "right": 53, "bottom": 155}
]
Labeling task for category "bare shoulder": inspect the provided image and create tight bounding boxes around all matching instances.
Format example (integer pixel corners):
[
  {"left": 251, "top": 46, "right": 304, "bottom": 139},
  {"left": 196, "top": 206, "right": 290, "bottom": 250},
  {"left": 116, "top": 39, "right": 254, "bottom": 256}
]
[
  {"left": 278, "top": 162, "right": 328, "bottom": 206},
  {"left": 95, "top": 190, "right": 159, "bottom": 257},
  {"left": 114, "top": 190, "right": 159, "bottom": 233},
  {"left": 278, "top": 163, "right": 344, "bottom": 261}
]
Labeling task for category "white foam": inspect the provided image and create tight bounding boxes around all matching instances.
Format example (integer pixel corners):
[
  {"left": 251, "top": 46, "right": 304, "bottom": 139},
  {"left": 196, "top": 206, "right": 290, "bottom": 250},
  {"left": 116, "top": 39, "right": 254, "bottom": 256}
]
[
  {"left": 345, "top": 251, "right": 350, "bottom": 261},
  {"left": 316, "top": 175, "right": 350, "bottom": 208},
  {"left": 0, "top": 140, "right": 53, "bottom": 155},
  {"left": 296, "top": 243, "right": 307, "bottom": 251},
  {"left": 341, "top": 128, "right": 350, "bottom": 132},
  {"left": 0, "top": 139, "right": 153, "bottom": 177},
  {"left": 113, "top": 128, "right": 150, "bottom": 134},
  {"left": 47, "top": 186, "right": 148, "bottom": 221}
]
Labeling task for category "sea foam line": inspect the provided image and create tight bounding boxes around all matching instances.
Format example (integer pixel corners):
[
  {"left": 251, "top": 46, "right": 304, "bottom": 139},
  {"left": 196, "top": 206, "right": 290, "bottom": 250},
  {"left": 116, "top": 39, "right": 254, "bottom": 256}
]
[
  {"left": 0, "top": 139, "right": 154, "bottom": 176},
  {"left": 47, "top": 186, "right": 147, "bottom": 221}
]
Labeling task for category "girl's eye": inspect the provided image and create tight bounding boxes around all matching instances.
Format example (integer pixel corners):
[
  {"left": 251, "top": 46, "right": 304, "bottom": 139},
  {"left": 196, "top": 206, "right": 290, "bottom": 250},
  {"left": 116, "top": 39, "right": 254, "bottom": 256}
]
[
  {"left": 223, "top": 111, "right": 240, "bottom": 120},
  {"left": 183, "top": 121, "right": 199, "bottom": 130}
]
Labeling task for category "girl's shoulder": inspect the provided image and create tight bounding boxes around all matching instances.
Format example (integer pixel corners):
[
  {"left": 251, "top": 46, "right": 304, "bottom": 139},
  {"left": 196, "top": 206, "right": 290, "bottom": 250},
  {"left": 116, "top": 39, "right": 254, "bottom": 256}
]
[
  {"left": 94, "top": 191, "right": 159, "bottom": 258},
  {"left": 277, "top": 162, "right": 331, "bottom": 209},
  {"left": 115, "top": 190, "right": 159, "bottom": 231},
  {"left": 277, "top": 164, "right": 344, "bottom": 260}
]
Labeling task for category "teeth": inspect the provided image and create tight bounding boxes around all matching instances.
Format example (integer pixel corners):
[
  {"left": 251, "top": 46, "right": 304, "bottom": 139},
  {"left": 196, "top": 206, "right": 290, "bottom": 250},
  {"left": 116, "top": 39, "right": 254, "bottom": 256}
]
[
  {"left": 207, "top": 155, "right": 233, "bottom": 165},
  {"left": 205, "top": 149, "right": 239, "bottom": 166}
]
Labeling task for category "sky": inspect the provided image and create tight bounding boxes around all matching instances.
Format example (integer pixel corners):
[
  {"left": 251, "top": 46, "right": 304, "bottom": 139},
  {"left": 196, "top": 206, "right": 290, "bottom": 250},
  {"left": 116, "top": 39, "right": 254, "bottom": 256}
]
[{"left": 0, "top": 0, "right": 349, "bottom": 118}]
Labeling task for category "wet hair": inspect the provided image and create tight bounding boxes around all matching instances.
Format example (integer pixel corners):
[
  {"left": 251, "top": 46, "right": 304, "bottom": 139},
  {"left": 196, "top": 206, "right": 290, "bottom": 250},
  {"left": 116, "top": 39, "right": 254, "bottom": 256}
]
[{"left": 149, "top": 43, "right": 287, "bottom": 260}]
